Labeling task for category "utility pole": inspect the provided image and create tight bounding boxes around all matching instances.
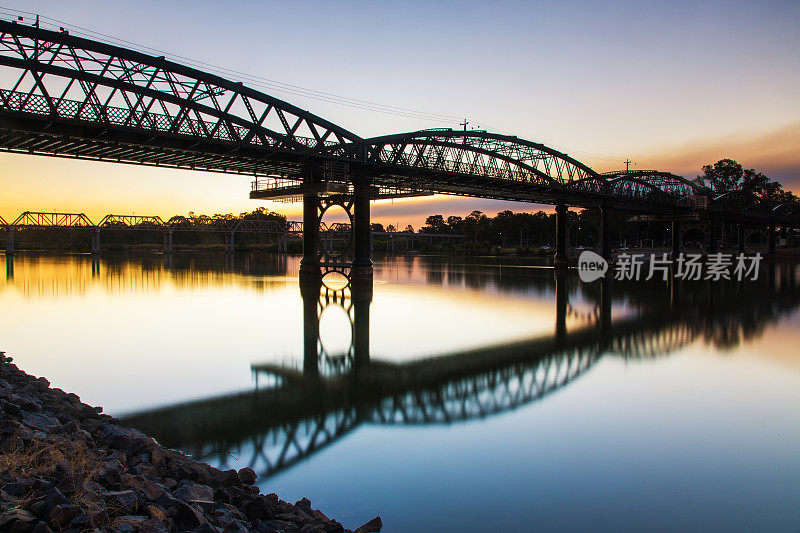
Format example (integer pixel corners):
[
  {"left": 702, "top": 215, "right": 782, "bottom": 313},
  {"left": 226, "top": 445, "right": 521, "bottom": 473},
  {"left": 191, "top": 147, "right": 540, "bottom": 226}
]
[
  {"left": 624, "top": 159, "right": 631, "bottom": 172},
  {"left": 460, "top": 119, "right": 468, "bottom": 131}
]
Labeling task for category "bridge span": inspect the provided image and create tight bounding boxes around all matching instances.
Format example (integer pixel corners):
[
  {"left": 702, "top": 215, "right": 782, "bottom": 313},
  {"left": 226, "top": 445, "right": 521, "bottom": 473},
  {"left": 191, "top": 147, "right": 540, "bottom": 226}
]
[{"left": 1, "top": 19, "right": 799, "bottom": 282}]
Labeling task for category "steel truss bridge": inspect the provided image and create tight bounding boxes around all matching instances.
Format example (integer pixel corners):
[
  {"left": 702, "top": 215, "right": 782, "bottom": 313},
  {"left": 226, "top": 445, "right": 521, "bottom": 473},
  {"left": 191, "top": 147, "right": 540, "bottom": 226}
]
[
  {"left": 121, "top": 265, "right": 800, "bottom": 479},
  {"left": 1, "top": 18, "right": 799, "bottom": 278},
  {"left": 0, "top": 210, "right": 298, "bottom": 253}
]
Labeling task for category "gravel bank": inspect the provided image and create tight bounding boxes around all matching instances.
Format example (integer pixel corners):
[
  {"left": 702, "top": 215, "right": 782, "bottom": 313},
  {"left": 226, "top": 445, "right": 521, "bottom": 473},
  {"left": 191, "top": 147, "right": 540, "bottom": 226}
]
[{"left": 0, "top": 352, "right": 382, "bottom": 533}]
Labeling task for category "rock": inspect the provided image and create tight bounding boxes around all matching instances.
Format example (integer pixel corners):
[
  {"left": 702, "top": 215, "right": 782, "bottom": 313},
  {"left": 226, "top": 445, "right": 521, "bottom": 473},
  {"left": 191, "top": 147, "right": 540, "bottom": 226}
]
[
  {"left": 191, "top": 524, "right": 218, "bottom": 533},
  {"left": 90, "top": 508, "right": 110, "bottom": 526},
  {"left": 121, "top": 473, "right": 165, "bottom": 501},
  {"left": 57, "top": 420, "right": 80, "bottom": 434},
  {"left": 18, "top": 399, "right": 41, "bottom": 413},
  {"left": 97, "top": 424, "right": 153, "bottom": 454},
  {"left": 3, "top": 481, "right": 33, "bottom": 497},
  {"left": 20, "top": 412, "right": 59, "bottom": 432},
  {"left": 323, "top": 521, "right": 345, "bottom": 533},
  {"left": 104, "top": 489, "right": 139, "bottom": 515},
  {"left": 31, "top": 522, "right": 54, "bottom": 533},
  {"left": 237, "top": 467, "right": 257, "bottom": 486},
  {"left": 0, "top": 509, "right": 37, "bottom": 527},
  {"left": 146, "top": 505, "right": 166, "bottom": 522},
  {"left": 174, "top": 501, "right": 206, "bottom": 529},
  {"left": 69, "top": 511, "right": 90, "bottom": 529},
  {"left": 295, "top": 497, "right": 312, "bottom": 509},
  {"left": 354, "top": 516, "right": 383, "bottom": 533},
  {"left": 299, "top": 525, "right": 325, "bottom": 533},
  {"left": 188, "top": 499, "right": 216, "bottom": 513},
  {"left": 174, "top": 480, "right": 214, "bottom": 502},
  {"left": 46, "top": 504, "right": 80, "bottom": 529},
  {"left": 242, "top": 497, "right": 274, "bottom": 521}
]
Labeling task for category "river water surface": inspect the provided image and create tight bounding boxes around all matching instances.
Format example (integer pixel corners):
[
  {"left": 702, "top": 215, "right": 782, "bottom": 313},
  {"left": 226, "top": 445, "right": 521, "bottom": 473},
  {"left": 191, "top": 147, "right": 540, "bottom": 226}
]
[{"left": 1, "top": 252, "right": 798, "bottom": 532}]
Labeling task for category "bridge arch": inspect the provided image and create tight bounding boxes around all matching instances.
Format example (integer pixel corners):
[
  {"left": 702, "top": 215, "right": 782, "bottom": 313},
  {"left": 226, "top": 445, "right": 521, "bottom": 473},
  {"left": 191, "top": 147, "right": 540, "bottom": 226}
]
[{"left": 335, "top": 129, "right": 601, "bottom": 188}]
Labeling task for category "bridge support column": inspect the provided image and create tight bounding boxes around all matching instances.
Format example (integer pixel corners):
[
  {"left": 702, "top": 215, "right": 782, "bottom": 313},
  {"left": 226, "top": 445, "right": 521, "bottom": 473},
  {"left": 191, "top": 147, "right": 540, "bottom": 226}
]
[
  {"left": 554, "top": 269, "right": 568, "bottom": 343},
  {"left": 224, "top": 232, "right": 235, "bottom": 254},
  {"left": 91, "top": 229, "right": 100, "bottom": 254},
  {"left": 768, "top": 225, "right": 776, "bottom": 256},
  {"left": 708, "top": 218, "right": 720, "bottom": 254},
  {"left": 300, "top": 278, "right": 321, "bottom": 378},
  {"left": 737, "top": 224, "right": 746, "bottom": 254},
  {"left": 299, "top": 193, "right": 321, "bottom": 283},
  {"left": 351, "top": 177, "right": 373, "bottom": 288},
  {"left": 281, "top": 231, "right": 288, "bottom": 253},
  {"left": 554, "top": 202, "right": 568, "bottom": 269},
  {"left": 780, "top": 226, "right": 788, "bottom": 248},
  {"left": 5, "top": 228, "right": 13, "bottom": 255},
  {"left": 163, "top": 230, "right": 173, "bottom": 254},
  {"left": 671, "top": 220, "right": 681, "bottom": 257},
  {"left": 599, "top": 277, "right": 612, "bottom": 348},
  {"left": 601, "top": 204, "right": 612, "bottom": 261},
  {"left": 352, "top": 282, "right": 372, "bottom": 372}
]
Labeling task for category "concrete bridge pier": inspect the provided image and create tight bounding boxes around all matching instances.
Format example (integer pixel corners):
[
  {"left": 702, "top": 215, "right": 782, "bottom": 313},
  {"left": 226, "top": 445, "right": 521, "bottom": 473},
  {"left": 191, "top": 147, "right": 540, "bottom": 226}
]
[
  {"left": 5, "top": 228, "right": 13, "bottom": 255},
  {"left": 91, "top": 229, "right": 101, "bottom": 254},
  {"left": 300, "top": 278, "right": 321, "bottom": 378},
  {"left": 351, "top": 177, "right": 373, "bottom": 288},
  {"left": 737, "top": 224, "right": 746, "bottom": 254},
  {"left": 768, "top": 225, "right": 776, "bottom": 256},
  {"left": 224, "top": 231, "right": 235, "bottom": 254},
  {"left": 163, "top": 230, "right": 173, "bottom": 254},
  {"left": 671, "top": 220, "right": 681, "bottom": 257},
  {"left": 554, "top": 268, "right": 568, "bottom": 343},
  {"left": 708, "top": 217, "right": 720, "bottom": 254},
  {"left": 352, "top": 282, "right": 372, "bottom": 372},
  {"left": 91, "top": 255, "right": 100, "bottom": 278},
  {"left": 299, "top": 193, "right": 321, "bottom": 284},
  {"left": 601, "top": 204, "right": 612, "bottom": 261},
  {"left": 554, "top": 202, "right": 568, "bottom": 269},
  {"left": 5, "top": 254, "right": 13, "bottom": 280}
]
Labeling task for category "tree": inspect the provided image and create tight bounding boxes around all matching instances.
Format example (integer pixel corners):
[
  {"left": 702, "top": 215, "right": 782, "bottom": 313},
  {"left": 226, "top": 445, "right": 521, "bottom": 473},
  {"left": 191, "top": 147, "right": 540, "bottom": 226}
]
[
  {"left": 422, "top": 214, "right": 447, "bottom": 233},
  {"left": 694, "top": 159, "right": 745, "bottom": 194},
  {"left": 404, "top": 225, "right": 414, "bottom": 233},
  {"left": 387, "top": 224, "right": 396, "bottom": 233},
  {"left": 371, "top": 223, "right": 384, "bottom": 232},
  {"left": 693, "top": 159, "right": 785, "bottom": 201}
]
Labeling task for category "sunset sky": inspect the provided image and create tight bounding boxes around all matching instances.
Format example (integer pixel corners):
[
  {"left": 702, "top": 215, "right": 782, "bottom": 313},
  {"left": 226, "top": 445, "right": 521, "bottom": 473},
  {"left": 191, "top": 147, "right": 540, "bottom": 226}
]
[{"left": 0, "top": 0, "right": 798, "bottom": 227}]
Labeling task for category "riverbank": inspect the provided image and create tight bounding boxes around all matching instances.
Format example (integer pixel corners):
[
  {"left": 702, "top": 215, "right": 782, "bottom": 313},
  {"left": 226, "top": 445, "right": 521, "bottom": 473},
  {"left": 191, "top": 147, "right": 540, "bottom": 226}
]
[{"left": 0, "top": 352, "right": 381, "bottom": 533}]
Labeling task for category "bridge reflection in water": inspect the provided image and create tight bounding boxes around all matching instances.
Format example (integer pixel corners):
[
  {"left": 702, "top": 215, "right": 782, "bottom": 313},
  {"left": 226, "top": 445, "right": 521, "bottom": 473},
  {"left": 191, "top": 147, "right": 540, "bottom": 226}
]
[{"left": 121, "top": 263, "right": 800, "bottom": 480}]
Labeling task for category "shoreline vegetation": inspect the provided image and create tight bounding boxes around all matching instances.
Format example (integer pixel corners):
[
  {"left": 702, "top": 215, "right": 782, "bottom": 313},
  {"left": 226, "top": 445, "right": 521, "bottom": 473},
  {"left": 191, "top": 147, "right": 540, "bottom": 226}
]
[
  {"left": 0, "top": 352, "right": 382, "bottom": 533},
  {"left": 4, "top": 159, "right": 798, "bottom": 257}
]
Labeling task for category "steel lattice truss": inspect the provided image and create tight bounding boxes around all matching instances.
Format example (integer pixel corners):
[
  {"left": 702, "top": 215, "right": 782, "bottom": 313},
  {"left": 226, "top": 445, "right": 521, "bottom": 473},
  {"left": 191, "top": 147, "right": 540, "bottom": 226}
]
[
  {"left": 609, "top": 321, "right": 696, "bottom": 360},
  {"left": 369, "top": 348, "right": 596, "bottom": 425},
  {"left": 0, "top": 20, "right": 361, "bottom": 179},
  {"left": 6, "top": 210, "right": 290, "bottom": 233},
  {"left": 193, "top": 408, "right": 361, "bottom": 478},
  {"left": 12, "top": 211, "right": 94, "bottom": 228}
]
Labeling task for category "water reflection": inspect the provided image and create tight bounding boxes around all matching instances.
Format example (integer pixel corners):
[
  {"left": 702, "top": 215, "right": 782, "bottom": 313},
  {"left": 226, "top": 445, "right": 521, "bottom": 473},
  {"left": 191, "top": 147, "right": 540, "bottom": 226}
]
[{"left": 121, "top": 261, "right": 800, "bottom": 481}]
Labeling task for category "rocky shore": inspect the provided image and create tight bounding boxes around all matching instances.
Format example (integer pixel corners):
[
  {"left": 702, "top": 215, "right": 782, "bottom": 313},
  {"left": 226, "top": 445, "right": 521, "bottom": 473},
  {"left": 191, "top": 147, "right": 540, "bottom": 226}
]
[{"left": 0, "top": 352, "right": 382, "bottom": 533}]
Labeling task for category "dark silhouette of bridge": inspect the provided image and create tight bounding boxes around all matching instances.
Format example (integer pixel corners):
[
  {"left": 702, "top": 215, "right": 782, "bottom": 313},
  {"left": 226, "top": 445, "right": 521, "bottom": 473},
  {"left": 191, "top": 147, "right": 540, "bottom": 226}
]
[
  {"left": 120, "top": 263, "right": 800, "bottom": 479},
  {"left": 1, "top": 19, "right": 799, "bottom": 281}
]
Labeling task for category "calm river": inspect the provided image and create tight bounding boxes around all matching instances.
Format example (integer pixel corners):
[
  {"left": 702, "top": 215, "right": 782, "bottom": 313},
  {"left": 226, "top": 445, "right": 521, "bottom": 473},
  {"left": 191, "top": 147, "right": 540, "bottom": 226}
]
[{"left": 1, "top": 252, "right": 798, "bottom": 532}]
